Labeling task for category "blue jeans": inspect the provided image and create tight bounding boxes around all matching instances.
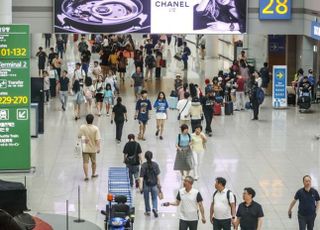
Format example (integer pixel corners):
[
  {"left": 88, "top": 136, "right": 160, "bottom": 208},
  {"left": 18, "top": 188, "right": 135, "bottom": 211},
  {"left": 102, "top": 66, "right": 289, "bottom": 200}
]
[
  {"left": 82, "top": 63, "right": 89, "bottom": 75},
  {"left": 143, "top": 185, "right": 158, "bottom": 212}
]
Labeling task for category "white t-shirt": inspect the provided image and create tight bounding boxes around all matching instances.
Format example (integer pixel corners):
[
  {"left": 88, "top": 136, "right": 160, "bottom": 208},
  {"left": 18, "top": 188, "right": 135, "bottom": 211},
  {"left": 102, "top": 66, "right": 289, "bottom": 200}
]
[
  {"left": 177, "top": 99, "right": 191, "bottom": 121},
  {"left": 43, "top": 76, "right": 50, "bottom": 90},
  {"left": 74, "top": 68, "right": 85, "bottom": 81},
  {"left": 213, "top": 188, "right": 235, "bottom": 220},
  {"left": 177, "top": 188, "right": 203, "bottom": 221}
]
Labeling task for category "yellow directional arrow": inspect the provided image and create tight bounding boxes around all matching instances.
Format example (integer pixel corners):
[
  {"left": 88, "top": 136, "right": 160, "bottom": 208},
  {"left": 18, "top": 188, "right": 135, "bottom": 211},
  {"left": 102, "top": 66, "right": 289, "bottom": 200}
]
[{"left": 276, "top": 71, "right": 284, "bottom": 79}]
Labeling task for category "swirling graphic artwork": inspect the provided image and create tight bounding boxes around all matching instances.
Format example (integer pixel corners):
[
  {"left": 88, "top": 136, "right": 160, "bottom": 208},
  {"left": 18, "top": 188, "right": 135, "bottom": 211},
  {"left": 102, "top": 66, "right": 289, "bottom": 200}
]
[{"left": 55, "top": 0, "right": 151, "bottom": 33}]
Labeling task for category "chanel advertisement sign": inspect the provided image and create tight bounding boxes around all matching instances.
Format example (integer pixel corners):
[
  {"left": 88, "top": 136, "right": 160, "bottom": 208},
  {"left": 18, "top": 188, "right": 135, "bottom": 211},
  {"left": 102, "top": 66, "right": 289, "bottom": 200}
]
[{"left": 54, "top": 0, "right": 247, "bottom": 34}]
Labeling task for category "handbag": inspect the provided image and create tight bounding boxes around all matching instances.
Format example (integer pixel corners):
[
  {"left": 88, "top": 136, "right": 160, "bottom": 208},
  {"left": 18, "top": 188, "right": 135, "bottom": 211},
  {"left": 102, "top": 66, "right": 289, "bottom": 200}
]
[
  {"left": 178, "top": 100, "right": 189, "bottom": 120},
  {"left": 76, "top": 91, "right": 85, "bottom": 104}
]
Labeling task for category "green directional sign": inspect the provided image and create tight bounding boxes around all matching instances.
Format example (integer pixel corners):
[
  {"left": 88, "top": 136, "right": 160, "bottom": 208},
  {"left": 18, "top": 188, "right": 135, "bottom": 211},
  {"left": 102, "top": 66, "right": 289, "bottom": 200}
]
[{"left": 0, "top": 25, "right": 30, "bottom": 170}]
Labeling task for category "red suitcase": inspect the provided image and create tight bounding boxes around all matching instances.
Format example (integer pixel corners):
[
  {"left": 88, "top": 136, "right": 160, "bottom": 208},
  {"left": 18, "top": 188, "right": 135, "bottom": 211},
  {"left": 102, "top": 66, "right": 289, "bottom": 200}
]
[{"left": 214, "top": 103, "right": 222, "bottom": 116}]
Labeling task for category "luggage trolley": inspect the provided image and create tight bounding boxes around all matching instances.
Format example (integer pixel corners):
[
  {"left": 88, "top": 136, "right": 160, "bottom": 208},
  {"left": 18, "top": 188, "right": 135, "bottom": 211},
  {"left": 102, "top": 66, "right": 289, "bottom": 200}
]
[{"left": 101, "top": 167, "right": 135, "bottom": 230}]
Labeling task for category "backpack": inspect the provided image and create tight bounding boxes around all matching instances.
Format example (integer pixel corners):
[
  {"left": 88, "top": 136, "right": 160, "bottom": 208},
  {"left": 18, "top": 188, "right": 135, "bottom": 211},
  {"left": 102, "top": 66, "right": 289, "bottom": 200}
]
[
  {"left": 185, "top": 47, "right": 191, "bottom": 56},
  {"left": 256, "top": 87, "right": 265, "bottom": 105},
  {"left": 213, "top": 190, "right": 236, "bottom": 207},
  {"left": 145, "top": 55, "right": 155, "bottom": 68},
  {"left": 78, "top": 41, "right": 88, "bottom": 53},
  {"left": 178, "top": 133, "right": 191, "bottom": 147},
  {"left": 145, "top": 163, "right": 157, "bottom": 186}
]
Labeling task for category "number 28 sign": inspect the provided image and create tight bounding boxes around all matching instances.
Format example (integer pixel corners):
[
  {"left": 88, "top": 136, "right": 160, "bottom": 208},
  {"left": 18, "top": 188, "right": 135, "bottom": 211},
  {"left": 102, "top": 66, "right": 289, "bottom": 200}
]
[{"left": 259, "top": 0, "right": 291, "bottom": 20}]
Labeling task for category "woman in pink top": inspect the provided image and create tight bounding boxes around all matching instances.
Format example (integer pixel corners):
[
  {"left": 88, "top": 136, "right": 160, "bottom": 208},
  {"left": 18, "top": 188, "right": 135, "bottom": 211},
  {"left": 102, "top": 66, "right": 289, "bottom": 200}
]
[{"left": 178, "top": 83, "right": 189, "bottom": 100}]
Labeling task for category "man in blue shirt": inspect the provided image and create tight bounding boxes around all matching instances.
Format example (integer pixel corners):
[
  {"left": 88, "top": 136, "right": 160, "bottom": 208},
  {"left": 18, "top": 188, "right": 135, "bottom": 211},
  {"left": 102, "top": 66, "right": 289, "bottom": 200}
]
[
  {"left": 135, "top": 90, "right": 152, "bottom": 141},
  {"left": 288, "top": 175, "right": 320, "bottom": 230}
]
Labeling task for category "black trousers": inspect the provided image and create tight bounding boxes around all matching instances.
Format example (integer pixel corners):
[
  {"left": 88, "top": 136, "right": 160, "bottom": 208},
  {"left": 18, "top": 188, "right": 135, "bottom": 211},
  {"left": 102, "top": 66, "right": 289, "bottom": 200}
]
[
  {"left": 252, "top": 101, "right": 259, "bottom": 119},
  {"left": 49, "top": 79, "right": 56, "bottom": 97},
  {"left": 155, "top": 67, "right": 161, "bottom": 78},
  {"left": 115, "top": 122, "right": 124, "bottom": 141},
  {"left": 179, "top": 219, "right": 198, "bottom": 230},
  {"left": 191, "top": 119, "right": 201, "bottom": 133},
  {"left": 204, "top": 111, "right": 213, "bottom": 133},
  {"left": 298, "top": 214, "right": 316, "bottom": 230},
  {"left": 183, "top": 60, "right": 188, "bottom": 70},
  {"left": 213, "top": 218, "right": 231, "bottom": 230},
  {"left": 45, "top": 37, "right": 50, "bottom": 48},
  {"left": 44, "top": 90, "right": 49, "bottom": 102}
]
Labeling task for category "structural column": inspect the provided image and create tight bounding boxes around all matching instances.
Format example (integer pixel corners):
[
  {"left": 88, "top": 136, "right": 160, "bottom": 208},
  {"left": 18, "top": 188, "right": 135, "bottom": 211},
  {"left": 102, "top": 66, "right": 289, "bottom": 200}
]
[
  {"left": 205, "top": 35, "right": 219, "bottom": 59},
  {"left": 244, "top": 34, "right": 268, "bottom": 69},
  {"left": 31, "top": 34, "right": 44, "bottom": 58},
  {"left": 0, "top": 0, "right": 12, "bottom": 24}
]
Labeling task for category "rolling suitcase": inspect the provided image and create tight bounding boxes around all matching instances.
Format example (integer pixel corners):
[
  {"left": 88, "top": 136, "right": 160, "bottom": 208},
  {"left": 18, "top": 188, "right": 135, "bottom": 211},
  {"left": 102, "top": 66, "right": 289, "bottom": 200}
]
[
  {"left": 168, "top": 96, "right": 178, "bottom": 109},
  {"left": 225, "top": 101, "right": 233, "bottom": 115},
  {"left": 287, "top": 93, "right": 296, "bottom": 106},
  {"left": 213, "top": 103, "right": 222, "bottom": 116}
]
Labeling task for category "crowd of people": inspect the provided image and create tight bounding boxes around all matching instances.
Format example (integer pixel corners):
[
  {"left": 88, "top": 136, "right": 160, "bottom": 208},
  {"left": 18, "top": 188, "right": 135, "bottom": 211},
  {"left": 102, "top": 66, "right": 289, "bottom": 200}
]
[{"left": 35, "top": 34, "right": 320, "bottom": 230}]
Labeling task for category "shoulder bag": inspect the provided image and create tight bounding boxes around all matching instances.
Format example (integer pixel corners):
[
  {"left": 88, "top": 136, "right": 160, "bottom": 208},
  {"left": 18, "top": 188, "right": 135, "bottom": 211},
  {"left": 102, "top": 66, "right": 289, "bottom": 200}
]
[{"left": 178, "top": 100, "right": 189, "bottom": 120}]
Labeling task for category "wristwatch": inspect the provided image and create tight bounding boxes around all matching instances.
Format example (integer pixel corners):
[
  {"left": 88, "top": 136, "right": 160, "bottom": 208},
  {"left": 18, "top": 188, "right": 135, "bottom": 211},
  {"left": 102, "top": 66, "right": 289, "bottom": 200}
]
[{"left": 232, "top": 216, "right": 236, "bottom": 219}]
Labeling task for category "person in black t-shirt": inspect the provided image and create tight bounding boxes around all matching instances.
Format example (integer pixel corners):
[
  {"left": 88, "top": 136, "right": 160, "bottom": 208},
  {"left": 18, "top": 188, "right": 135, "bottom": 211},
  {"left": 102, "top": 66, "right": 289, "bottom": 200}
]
[
  {"left": 123, "top": 134, "right": 142, "bottom": 188},
  {"left": 288, "top": 175, "right": 320, "bottom": 230},
  {"left": 111, "top": 97, "right": 128, "bottom": 143},
  {"left": 48, "top": 47, "right": 57, "bottom": 66},
  {"left": 81, "top": 46, "right": 91, "bottom": 75},
  {"left": 139, "top": 151, "right": 161, "bottom": 217},
  {"left": 36, "top": 47, "right": 47, "bottom": 77},
  {"left": 235, "top": 187, "right": 264, "bottom": 230}
]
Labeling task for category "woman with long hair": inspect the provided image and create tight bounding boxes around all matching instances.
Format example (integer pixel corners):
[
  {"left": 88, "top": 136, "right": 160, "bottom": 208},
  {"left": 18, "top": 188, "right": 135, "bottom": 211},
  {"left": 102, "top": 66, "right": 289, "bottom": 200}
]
[
  {"left": 153, "top": 91, "right": 169, "bottom": 140},
  {"left": 139, "top": 151, "right": 161, "bottom": 218},
  {"left": 95, "top": 75, "right": 104, "bottom": 116},
  {"left": 194, "top": 0, "right": 246, "bottom": 33},
  {"left": 174, "top": 124, "right": 194, "bottom": 179}
]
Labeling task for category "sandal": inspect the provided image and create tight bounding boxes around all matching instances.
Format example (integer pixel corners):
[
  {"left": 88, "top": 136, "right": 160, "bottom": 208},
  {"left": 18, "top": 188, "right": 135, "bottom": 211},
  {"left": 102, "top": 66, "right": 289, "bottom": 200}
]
[
  {"left": 84, "top": 177, "right": 89, "bottom": 181},
  {"left": 91, "top": 174, "right": 99, "bottom": 178}
]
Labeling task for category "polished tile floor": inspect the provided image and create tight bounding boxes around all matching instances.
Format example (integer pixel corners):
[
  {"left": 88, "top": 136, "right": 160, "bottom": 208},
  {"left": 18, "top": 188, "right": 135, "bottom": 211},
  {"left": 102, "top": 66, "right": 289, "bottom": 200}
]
[{"left": 2, "top": 35, "right": 320, "bottom": 229}]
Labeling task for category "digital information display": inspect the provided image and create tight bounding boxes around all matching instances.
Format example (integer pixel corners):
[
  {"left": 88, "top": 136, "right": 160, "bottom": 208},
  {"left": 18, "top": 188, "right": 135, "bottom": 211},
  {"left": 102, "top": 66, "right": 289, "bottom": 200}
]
[
  {"left": 0, "top": 25, "right": 31, "bottom": 170},
  {"left": 54, "top": 0, "right": 247, "bottom": 34},
  {"left": 259, "top": 0, "right": 291, "bottom": 20}
]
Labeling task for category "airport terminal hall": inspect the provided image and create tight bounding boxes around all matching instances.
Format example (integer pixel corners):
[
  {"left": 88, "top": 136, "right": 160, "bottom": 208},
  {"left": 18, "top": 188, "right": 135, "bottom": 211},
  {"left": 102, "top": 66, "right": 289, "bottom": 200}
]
[{"left": 2, "top": 0, "right": 320, "bottom": 230}]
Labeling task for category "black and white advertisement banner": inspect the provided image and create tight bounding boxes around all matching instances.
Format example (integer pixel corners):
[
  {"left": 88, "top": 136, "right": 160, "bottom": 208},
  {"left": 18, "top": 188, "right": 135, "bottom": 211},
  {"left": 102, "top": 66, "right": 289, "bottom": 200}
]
[{"left": 54, "top": 0, "right": 247, "bottom": 34}]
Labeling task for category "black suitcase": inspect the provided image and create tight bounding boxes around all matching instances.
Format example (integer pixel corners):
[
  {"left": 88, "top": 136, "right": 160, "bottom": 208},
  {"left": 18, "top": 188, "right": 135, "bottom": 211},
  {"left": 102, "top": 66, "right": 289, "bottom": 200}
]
[
  {"left": 0, "top": 180, "right": 28, "bottom": 216},
  {"left": 225, "top": 101, "right": 233, "bottom": 115},
  {"left": 287, "top": 93, "right": 296, "bottom": 105}
]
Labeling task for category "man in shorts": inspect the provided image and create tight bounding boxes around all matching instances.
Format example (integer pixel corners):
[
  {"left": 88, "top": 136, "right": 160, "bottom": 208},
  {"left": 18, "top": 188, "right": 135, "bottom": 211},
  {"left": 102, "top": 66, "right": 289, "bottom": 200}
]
[
  {"left": 131, "top": 66, "right": 144, "bottom": 100},
  {"left": 135, "top": 90, "right": 152, "bottom": 140},
  {"left": 78, "top": 114, "right": 101, "bottom": 181}
]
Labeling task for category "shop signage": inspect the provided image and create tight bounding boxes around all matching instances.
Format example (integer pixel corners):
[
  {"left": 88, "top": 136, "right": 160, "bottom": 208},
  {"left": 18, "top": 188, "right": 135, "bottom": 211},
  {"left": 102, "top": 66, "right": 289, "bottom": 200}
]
[
  {"left": 311, "top": 21, "right": 320, "bottom": 40},
  {"left": 259, "top": 0, "right": 292, "bottom": 20},
  {"left": 0, "top": 25, "right": 30, "bottom": 170},
  {"left": 272, "top": 65, "right": 287, "bottom": 108}
]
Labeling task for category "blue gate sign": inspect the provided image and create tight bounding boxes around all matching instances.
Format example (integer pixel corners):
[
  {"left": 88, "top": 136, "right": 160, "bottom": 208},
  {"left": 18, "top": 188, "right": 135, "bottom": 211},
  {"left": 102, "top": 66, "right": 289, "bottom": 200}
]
[
  {"left": 259, "top": 0, "right": 292, "bottom": 20},
  {"left": 272, "top": 65, "right": 287, "bottom": 108}
]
